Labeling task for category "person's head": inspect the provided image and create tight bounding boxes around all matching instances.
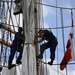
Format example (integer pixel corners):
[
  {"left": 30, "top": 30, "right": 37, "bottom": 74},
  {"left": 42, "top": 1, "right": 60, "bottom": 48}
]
[
  {"left": 18, "top": 27, "right": 23, "bottom": 33},
  {"left": 38, "top": 29, "right": 44, "bottom": 37}
]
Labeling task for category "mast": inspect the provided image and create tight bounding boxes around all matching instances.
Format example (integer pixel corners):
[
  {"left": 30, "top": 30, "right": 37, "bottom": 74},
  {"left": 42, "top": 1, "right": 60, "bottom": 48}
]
[{"left": 34, "top": 0, "right": 38, "bottom": 75}]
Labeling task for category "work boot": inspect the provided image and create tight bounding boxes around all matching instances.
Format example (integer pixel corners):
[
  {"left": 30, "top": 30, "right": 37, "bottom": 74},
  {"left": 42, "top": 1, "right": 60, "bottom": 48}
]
[
  {"left": 0, "top": 67, "right": 2, "bottom": 72},
  {"left": 13, "top": 3, "right": 22, "bottom": 15},
  {"left": 37, "top": 54, "right": 43, "bottom": 59},
  {"left": 48, "top": 59, "right": 54, "bottom": 65},
  {"left": 8, "top": 64, "right": 16, "bottom": 70},
  {"left": 16, "top": 60, "right": 22, "bottom": 65}
]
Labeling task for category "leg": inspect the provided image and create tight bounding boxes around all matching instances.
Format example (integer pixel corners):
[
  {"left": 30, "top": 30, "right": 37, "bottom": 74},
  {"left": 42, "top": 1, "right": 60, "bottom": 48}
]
[
  {"left": 50, "top": 40, "right": 58, "bottom": 60},
  {"left": 16, "top": 46, "right": 23, "bottom": 64},
  {"left": 48, "top": 40, "right": 58, "bottom": 65},
  {"left": 8, "top": 47, "right": 16, "bottom": 69},
  {"left": 38, "top": 42, "right": 51, "bottom": 59},
  {"left": 0, "top": 67, "right": 2, "bottom": 72},
  {"left": 8, "top": 47, "right": 16, "bottom": 66}
]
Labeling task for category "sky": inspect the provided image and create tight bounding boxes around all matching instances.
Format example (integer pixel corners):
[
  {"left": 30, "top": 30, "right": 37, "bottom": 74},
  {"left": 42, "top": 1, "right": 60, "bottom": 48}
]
[{"left": 40, "top": 0, "right": 75, "bottom": 75}]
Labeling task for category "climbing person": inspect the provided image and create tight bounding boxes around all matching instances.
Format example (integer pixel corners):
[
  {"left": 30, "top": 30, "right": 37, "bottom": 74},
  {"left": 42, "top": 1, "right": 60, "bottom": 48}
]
[
  {"left": 36, "top": 29, "right": 58, "bottom": 65},
  {"left": 13, "top": 0, "right": 37, "bottom": 15},
  {"left": 8, "top": 27, "right": 25, "bottom": 69},
  {"left": 13, "top": 0, "right": 22, "bottom": 15}
]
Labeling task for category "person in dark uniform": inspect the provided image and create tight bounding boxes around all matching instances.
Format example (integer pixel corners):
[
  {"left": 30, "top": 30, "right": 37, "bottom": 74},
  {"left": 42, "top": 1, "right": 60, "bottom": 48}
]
[
  {"left": 13, "top": 0, "right": 22, "bottom": 15},
  {"left": 8, "top": 27, "right": 25, "bottom": 69},
  {"left": 13, "top": 0, "right": 37, "bottom": 15},
  {"left": 37, "top": 29, "right": 58, "bottom": 65}
]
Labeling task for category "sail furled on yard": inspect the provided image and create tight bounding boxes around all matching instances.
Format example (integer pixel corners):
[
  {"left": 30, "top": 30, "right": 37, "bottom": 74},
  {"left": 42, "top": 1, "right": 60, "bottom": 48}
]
[
  {"left": 22, "top": 0, "right": 36, "bottom": 75},
  {"left": 22, "top": 0, "right": 35, "bottom": 44}
]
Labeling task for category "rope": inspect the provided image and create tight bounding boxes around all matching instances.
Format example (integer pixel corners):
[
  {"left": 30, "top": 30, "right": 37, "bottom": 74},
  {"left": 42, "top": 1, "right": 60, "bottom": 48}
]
[
  {"left": 35, "top": 25, "right": 75, "bottom": 30},
  {"left": 0, "top": 64, "right": 21, "bottom": 68},
  {"left": 38, "top": 59, "right": 75, "bottom": 65},
  {"left": 34, "top": 2, "right": 75, "bottom": 10}
]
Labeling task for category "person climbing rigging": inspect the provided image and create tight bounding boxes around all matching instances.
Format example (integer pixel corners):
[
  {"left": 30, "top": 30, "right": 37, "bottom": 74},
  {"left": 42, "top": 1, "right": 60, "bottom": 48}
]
[
  {"left": 13, "top": 0, "right": 22, "bottom": 15},
  {"left": 8, "top": 27, "right": 25, "bottom": 69},
  {"left": 35, "top": 29, "right": 58, "bottom": 65},
  {"left": 13, "top": 0, "right": 37, "bottom": 15}
]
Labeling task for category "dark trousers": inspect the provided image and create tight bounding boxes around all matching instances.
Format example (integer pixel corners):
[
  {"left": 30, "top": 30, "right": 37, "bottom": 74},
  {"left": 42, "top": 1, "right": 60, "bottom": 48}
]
[
  {"left": 8, "top": 45, "right": 23, "bottom": 65},
  {"left": 40, "top": 39, "right": 58, "bottom": 60}
]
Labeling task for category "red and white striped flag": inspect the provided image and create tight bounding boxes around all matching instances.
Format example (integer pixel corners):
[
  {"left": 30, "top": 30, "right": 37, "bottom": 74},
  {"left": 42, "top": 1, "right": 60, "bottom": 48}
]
[{"left": 60, "top": 19, "right": 74, "bottom": 70}]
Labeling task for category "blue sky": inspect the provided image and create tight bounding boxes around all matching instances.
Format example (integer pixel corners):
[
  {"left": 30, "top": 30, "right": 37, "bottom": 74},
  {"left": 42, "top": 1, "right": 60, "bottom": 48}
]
[{"left": 40, "top": 0, "right": 75, "bottom": 73}]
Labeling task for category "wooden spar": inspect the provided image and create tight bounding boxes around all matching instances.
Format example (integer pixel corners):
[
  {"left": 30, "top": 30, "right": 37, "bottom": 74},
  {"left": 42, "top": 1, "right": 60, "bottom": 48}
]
[
  {"left": 0, "top": 23, "right": 14, "bottom": 47},
  {"left": 0, "top": 39, "right": 11, "bottom": 47},
  {"left": 34, "top": 2, "right": 38, "bottom": 75},
  {"left": 0, "top": 23, "right": 15, "bottom": 34}
]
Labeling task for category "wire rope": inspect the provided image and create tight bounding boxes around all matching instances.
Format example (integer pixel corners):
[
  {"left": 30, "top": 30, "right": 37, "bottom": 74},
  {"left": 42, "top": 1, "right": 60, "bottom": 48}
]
[
  {"left": 34, "top": 2, "right": 75, "bottom": 10},
  {"left": 35, "top": 25, "right": 75, "bottom": 30}
]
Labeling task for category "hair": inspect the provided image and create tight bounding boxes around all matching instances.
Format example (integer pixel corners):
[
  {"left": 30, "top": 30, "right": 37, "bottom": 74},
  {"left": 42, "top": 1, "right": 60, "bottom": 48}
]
[
  {"left": 18, "top": 27, "right": 23, "bottom": 32},
  {"left": 38, "top": 29, "right": 43, "bottom": 34}
]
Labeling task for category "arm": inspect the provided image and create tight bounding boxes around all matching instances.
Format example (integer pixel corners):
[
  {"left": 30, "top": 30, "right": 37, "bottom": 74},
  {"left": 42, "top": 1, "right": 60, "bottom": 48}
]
[
  {"left": 34, "top": 38, "right": 44, "bottom": 44},
  {"left": 35, "top": 35, "right": 41, "bottom": 38},
  {"left": 34, "top": 39, "right": 43, "bottom": 44},
  {"left": 19, "top": 34, "right": 25, "bottom": 42},
  {"left": 15, "top": 32, "right": 25, "bottom": 42},
  {"left": 34, "top": 34, "right": 44, "bottom": 44},
  {"left": 37, "top": 39, "right": 43, "bottom": 43}
]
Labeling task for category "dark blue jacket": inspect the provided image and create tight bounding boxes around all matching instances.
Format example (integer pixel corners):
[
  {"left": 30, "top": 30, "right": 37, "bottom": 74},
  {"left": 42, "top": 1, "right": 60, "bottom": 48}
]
[
  {"left": 11, "top": 32, "right": 24, "bottom": 47},
  {"left": 43, "top": 30, "right": 57, "bottom": 42}
]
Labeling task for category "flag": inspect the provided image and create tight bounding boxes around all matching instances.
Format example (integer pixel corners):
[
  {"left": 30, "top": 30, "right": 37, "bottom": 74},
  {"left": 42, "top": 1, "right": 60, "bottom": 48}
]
[{"left": 60, "top": 19, "right": 74, "bottom": 70}]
